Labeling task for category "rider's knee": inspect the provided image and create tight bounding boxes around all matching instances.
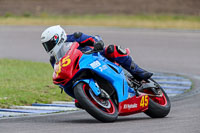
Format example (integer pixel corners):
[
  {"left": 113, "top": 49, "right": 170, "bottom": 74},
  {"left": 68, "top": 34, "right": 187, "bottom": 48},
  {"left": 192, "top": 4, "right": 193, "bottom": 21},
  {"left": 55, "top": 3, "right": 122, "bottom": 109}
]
[
  {"left": 116, "top": 46, "right": 128, "bottom": 55},
  {"left": 106, "top": 45, "right": 115, "bottom": 54},
  {"left": 105, "top": 44, "right": 130, "bottom": 58}
]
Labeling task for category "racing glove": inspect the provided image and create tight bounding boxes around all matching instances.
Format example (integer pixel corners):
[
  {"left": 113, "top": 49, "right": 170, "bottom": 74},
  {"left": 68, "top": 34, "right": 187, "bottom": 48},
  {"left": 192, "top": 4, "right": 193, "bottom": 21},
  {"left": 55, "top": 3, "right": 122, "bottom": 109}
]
[{"left": 93, "top": 40, "right": 104, "bottom": 51}]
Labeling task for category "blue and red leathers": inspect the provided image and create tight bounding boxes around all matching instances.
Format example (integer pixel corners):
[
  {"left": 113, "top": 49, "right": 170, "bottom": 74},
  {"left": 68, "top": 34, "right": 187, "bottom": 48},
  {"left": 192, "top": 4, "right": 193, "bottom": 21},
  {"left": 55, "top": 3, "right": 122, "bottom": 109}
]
[
  {"left": 67, "top": 32, "right": 133, "bottom": 70},
  {"left": 66, "top": 32, "right": 153, "bottom": 81}
]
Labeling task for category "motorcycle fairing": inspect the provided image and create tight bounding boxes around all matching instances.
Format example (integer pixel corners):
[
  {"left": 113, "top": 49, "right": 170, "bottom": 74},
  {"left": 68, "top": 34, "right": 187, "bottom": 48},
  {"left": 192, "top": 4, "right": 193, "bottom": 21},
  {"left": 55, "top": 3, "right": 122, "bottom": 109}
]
[
  {"left": 78, "top": 52, "right": 132, "bottom": 103},
  {"left": 118, "top": 93, "right": 149, "bottom": 116},
  {"left": 53, "top": 42, "right": 136, "bottom": 103},
  {"left": 77, "top": 53, "right": 150, "bottom": 115},
  {"left": 53, "top": 42, "right": 83, "bottom": 86}
]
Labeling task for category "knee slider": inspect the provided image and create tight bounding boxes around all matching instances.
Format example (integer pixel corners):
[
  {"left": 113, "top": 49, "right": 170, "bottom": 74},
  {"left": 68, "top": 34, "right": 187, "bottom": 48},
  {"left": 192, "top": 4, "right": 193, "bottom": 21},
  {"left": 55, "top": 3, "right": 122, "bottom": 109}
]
[{"left": 116, "top": 46, "right": 127, "bottom": 55}]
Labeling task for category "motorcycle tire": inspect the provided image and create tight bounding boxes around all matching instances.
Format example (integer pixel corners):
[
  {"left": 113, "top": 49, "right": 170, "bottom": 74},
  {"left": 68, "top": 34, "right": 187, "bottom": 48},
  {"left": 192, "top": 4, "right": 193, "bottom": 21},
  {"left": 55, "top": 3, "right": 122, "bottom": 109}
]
[
  {"left": 74, "top": 82, "right": 118, "bottom": 122},
  {"left": 144, "top": 78, "right": 171, "bottom": 118}
]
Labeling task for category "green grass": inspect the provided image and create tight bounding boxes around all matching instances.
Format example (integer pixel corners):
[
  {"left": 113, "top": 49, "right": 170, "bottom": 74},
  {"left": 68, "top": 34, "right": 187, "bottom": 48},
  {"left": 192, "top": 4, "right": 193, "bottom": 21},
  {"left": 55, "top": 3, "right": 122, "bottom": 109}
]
[
  {"left": 0, "top": 59, "right": 71, "bottom": 108},
  {"left": 0, "top": 14, "right": 200, "bottom": 29}
]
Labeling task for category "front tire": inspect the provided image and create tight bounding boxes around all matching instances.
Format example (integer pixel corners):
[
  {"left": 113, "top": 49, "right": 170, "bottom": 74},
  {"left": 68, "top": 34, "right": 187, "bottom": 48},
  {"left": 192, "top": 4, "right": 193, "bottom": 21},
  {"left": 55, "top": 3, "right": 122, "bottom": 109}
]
[{"left": 74, "top": 82, "right": 118, "bottom": 122}]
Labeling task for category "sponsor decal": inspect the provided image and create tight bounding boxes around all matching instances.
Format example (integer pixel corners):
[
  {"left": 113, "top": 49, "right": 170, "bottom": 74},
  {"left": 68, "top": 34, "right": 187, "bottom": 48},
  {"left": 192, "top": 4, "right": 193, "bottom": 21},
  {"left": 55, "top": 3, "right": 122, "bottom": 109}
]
[
  {"left": 90, "top": 61, "right": 101, "bottom": 69},
  {"left": 99, "top": 65, "right": 108, "bottom": 72},
  {"left": 123, "top": 103, "right": 138, "bottom": 109}
]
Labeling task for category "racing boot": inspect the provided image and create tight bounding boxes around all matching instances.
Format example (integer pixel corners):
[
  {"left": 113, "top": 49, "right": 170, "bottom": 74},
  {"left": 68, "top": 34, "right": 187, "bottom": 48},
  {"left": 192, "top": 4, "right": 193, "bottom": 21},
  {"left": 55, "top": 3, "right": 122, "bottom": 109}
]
[
  {"left": 120, "top": 56, "right": 153, "bottom": 81},
  {"left": 129, "top": 62, "right": 153, "bottom": 81}
]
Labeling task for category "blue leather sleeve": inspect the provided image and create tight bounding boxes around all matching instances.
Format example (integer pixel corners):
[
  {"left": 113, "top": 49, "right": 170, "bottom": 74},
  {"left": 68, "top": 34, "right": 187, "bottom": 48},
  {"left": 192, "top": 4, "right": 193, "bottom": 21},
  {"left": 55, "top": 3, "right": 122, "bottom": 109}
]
[{"left": 66, "top": 33, "right": 98, "bottom": 43}]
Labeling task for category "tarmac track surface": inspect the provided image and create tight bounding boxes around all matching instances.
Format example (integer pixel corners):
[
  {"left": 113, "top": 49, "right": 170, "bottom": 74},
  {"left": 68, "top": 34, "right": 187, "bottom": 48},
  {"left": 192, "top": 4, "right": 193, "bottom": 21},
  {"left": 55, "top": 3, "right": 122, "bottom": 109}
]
[{"left": 0, "top": 26, "right": 200, "bottom": 133}]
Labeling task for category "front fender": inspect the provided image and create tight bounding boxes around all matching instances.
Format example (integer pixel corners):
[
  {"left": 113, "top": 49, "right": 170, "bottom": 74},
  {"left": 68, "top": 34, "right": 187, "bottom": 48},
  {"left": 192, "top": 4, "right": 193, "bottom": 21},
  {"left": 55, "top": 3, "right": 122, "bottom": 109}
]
[{"left": 73, "top": 79, "right": 101, "bottom": 96}]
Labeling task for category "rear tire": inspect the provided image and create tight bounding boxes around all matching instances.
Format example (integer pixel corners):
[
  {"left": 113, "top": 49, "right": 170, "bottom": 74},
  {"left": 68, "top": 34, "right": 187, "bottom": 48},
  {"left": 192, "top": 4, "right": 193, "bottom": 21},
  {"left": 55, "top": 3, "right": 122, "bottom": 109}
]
[
  {"left": 74, "top": 82, "right": 118, "bottom": 122},
  {"left": 144, "top": 79, "right": 171, "bottom": 118}
]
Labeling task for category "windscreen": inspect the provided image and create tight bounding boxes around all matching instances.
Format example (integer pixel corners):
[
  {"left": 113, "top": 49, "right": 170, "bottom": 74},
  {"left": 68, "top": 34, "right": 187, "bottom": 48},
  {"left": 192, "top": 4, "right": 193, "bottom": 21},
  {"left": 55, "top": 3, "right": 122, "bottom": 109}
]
[{"left": 55, "top": 42, "right": 73, "bottom": 63}]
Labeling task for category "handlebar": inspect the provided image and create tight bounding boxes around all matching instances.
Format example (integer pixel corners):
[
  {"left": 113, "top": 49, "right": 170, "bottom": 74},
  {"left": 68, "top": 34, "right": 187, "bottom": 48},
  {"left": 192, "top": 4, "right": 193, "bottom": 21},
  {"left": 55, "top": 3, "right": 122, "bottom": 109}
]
[{"left": 83, "top": 49, "right": 103, "bottom": 54}]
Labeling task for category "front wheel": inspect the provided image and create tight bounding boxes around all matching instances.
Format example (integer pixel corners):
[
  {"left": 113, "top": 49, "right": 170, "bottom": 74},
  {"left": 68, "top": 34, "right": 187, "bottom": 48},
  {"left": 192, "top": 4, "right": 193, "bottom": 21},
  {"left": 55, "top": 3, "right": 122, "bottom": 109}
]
[
  {"left": 74, "top": 82, "right": 118, "bottom": 122},
  {"left": 143, "top": 79, "right": 171, "bottom": 118}
]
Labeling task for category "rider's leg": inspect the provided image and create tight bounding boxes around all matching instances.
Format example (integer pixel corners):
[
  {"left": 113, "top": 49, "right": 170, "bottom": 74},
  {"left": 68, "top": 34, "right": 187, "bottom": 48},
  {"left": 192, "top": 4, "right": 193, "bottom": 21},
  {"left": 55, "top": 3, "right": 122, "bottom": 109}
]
[{"left": 103, "top": 45, "right": 153, "bottom": 81}]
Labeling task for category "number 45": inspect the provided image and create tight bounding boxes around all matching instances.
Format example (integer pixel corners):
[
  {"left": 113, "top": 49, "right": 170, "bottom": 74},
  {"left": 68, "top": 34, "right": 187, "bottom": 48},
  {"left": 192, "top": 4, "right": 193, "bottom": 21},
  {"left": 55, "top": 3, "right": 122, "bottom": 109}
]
[{"left": 140, "top": 95, "right": 148, "bottom": 107}]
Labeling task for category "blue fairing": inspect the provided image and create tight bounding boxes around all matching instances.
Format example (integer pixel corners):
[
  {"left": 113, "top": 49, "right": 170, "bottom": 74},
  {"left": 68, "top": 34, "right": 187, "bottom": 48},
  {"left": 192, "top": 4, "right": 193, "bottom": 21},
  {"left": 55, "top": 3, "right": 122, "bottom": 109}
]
[{"left": 77, "top": 52, "right": 133, "bottom": 103}]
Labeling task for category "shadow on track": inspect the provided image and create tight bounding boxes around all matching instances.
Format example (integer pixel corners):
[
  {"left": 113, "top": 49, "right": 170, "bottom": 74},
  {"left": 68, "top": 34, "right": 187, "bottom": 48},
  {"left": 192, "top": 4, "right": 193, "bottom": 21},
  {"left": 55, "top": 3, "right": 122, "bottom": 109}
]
[{"left": 56, "top": 115, "right": 170, "bottom": 124}]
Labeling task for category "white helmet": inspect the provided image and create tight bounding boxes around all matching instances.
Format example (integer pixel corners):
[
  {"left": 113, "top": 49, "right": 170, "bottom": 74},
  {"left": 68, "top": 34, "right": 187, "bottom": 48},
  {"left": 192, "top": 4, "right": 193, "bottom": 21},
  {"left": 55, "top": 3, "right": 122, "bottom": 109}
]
[{"left": 41, "top": 25, "right": 67, "bottom": 57}]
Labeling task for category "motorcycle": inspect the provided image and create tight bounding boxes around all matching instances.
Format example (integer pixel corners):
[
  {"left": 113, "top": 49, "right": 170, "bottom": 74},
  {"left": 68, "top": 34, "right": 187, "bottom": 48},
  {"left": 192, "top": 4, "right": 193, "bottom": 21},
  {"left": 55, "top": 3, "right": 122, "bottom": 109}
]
[{"left": 52, "top": 41, "right": 171, "bottom": 122}]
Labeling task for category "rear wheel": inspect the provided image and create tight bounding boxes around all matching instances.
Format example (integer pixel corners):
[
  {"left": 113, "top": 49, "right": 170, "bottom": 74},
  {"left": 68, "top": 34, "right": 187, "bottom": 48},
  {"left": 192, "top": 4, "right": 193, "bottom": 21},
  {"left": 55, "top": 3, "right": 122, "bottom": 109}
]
[
  {"left": 74, "top": 82, "right": 118, "bottom": 122},
  {"left": 143, "top": 79, "right": 171, "bottom": 118}
]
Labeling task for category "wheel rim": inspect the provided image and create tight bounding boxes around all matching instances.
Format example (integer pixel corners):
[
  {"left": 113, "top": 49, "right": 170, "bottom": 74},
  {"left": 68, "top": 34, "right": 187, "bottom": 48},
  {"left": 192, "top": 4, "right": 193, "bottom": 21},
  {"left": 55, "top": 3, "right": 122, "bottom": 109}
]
[
  {"left": 89, "top": 89, "right": 111, "bottom": 109},
  {"left": 82, "top": 84, "right": 116, "bottom": 114}
]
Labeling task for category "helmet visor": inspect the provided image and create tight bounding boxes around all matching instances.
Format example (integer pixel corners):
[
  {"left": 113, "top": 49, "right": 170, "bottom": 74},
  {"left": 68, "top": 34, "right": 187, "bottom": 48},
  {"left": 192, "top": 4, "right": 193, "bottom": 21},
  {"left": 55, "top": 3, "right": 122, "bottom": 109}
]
[{"left": 42, "top": 35, "right": 59, "bottom": 52}]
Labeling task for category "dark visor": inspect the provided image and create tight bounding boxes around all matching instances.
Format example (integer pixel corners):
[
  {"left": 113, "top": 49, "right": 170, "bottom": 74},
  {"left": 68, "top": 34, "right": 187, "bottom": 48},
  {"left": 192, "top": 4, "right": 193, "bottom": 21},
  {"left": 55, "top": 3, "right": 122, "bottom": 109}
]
[{"left": 42, "top": 38, "right": 57, "bottom": 52}]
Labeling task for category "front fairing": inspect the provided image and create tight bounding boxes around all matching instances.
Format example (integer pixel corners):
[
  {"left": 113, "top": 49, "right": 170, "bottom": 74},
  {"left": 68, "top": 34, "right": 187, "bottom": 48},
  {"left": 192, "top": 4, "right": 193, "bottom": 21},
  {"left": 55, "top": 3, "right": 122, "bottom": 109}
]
[{"left": 53, "top": 42, "right": 82, "bottom": 85}]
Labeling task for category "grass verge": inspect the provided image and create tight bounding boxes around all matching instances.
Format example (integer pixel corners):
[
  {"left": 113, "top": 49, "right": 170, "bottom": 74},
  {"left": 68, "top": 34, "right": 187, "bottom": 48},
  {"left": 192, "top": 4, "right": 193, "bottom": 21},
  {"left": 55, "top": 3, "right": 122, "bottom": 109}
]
[
  {"left": 0, "top": 14, "right": 200, "bottom": 29},
  {"left": 0, "top": 59, "right": 71, "bottom": 108}
]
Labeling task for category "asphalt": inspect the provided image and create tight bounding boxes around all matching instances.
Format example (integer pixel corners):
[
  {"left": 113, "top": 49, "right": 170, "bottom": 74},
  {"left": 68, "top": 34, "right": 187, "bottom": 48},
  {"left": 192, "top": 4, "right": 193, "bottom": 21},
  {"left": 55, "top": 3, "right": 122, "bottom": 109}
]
[{"left": 0, "top": 26, "right": 200, "bottom": 133}]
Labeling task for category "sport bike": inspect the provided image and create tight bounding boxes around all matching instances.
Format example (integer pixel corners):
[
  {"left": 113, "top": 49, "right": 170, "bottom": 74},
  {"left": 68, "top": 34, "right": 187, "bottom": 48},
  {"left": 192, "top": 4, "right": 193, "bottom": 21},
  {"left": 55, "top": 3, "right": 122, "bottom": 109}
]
[{"left": 53, "top": 42, "right": 171, "bottom": 122}]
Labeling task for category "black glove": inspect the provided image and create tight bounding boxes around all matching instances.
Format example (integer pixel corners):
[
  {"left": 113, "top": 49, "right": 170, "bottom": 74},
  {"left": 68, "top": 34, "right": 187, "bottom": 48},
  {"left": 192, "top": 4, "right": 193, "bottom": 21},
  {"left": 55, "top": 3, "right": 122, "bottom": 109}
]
[{"left": 93, "top": 40, "right": 104, "bottom": 51}]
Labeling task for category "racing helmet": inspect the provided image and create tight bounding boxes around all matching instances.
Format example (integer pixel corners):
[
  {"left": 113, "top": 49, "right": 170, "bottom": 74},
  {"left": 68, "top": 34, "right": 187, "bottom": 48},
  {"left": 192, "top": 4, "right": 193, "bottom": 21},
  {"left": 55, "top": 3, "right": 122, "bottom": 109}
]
[{"left": 41, "top": 25, "right": 67, "bottom": 57}]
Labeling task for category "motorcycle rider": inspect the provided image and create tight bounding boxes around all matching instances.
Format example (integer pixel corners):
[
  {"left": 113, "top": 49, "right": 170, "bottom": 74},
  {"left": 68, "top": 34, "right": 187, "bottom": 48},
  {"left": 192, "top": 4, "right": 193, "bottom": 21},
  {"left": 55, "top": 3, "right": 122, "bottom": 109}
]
[{"left": 41, "top": 25, "right": 153, "bottom": 81}]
